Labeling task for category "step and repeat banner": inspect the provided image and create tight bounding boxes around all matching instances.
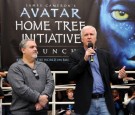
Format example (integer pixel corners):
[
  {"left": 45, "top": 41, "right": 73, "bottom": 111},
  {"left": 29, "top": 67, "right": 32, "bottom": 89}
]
[{"left": 1, "top": 0, "right": 135, "bottom": 70}]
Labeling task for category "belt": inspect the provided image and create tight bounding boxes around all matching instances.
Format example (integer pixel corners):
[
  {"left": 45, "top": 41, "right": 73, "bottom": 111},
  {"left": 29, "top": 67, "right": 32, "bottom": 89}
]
[{"left": 91, "top": 93, "right": 105, "bottom": 99}]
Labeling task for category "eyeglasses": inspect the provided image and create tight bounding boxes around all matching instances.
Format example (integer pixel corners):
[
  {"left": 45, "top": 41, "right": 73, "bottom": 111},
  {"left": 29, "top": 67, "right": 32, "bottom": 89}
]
[{"left": 32, "top": 69, "right": 39, "bottom": 80}]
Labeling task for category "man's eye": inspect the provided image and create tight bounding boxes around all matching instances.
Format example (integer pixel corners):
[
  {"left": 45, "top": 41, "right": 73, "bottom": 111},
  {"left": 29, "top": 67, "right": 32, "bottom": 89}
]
[
  {"left": 30, "top": 46, "right": 34, "bottom": 48},
  {"left": 84, "top": 34, "right": 88, "bottom": 37},
  {"left": 111, "top": 10, "right": 129, "bottom": 21}
]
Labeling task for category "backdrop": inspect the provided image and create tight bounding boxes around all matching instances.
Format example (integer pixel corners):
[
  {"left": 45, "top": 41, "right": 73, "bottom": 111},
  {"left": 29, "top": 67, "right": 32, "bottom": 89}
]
[{"left": 1, "top": 0, "right": 135, "bottom": 70}]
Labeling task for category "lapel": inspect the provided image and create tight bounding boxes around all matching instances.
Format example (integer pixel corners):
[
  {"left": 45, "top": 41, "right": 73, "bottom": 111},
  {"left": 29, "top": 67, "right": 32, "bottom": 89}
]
[
  {"left": 96, "top": 49, "right": 109, "bottom": 85},
  {"left": 96, "top": 49, "right": 105, "bottom": 79}
]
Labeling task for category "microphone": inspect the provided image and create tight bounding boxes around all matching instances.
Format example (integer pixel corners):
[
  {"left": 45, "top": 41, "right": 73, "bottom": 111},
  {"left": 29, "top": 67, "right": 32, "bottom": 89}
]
[{"left": 88, "top": 42, "right": 94, "bottom": 62}]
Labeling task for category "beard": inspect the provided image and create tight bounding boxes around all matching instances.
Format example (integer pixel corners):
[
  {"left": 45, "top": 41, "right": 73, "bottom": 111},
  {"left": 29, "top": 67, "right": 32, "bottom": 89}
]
[{"left": 32, "top": 52, "right": 38, "bottom": 59}]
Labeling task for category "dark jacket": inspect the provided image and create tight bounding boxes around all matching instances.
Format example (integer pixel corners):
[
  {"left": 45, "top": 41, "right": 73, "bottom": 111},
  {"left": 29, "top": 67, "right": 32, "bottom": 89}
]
[{"left": 68, "top": 48, "right": 122, "bottom": 115}]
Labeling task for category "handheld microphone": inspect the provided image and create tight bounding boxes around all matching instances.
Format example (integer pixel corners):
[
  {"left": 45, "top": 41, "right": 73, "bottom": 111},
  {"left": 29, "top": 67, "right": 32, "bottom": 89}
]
[{"left": 88, "top": 42, "right": 94, "bottom": 62}]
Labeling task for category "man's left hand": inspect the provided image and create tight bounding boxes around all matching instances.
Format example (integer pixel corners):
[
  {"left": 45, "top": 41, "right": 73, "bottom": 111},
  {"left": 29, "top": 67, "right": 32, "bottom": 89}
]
[{"left": 118, "top": 66, "right": 126, "bottom": 79}]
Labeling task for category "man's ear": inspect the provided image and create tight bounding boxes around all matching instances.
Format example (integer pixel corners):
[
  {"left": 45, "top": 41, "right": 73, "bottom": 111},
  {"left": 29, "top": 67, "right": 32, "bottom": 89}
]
[{"left": 21, "top": 48, "right": 25, "bottom": 54}]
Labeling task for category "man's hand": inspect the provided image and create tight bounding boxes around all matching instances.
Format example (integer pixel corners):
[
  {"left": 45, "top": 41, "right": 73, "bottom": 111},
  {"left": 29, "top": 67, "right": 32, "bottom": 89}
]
[
  {"left": 38, "top": 95, "right": 48, "bottom": 107},
  {"left": 118, "top": 66, "right": 127, "bottom": 79},
  {"left": 84, "top": 48, "right": 95, "bottom": 61},
  {"left": 35, "top": 103, "right": 43, "bottom": 111}
]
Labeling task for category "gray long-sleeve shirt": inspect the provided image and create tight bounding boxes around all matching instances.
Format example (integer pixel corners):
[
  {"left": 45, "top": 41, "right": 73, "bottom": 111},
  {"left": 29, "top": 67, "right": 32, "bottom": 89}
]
[{"left": 7, "top": 59, "right": 54, "bottom": 113}]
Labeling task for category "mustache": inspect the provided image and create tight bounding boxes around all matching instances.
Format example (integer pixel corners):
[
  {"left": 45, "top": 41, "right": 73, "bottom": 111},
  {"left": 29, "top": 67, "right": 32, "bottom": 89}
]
[{"left": 34, "top": 51, "right": 38, "bottom": 54}]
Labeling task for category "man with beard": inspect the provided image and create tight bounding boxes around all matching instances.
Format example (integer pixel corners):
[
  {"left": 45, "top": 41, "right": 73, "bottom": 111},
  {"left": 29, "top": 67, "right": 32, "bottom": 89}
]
[{"left": 7, "top": 39, "right": 54, "bottom": 115}]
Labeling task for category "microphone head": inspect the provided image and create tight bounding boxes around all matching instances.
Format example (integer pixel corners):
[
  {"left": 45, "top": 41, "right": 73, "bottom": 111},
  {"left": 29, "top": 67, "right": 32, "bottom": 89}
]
[{"left": 88, "top": 42, "right": 93, "bottom": 48}]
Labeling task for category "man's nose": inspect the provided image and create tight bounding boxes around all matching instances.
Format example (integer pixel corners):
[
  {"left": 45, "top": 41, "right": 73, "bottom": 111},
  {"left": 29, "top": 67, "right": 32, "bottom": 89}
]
[
  {"left": 88, "top": 34, "right": 91, "bottom": 38},
  {"left": 34, "top": 47, "right": 37, "bottom": 50},
  {"left": 87, "top": 35, "right": 91, "bottom": 39}
]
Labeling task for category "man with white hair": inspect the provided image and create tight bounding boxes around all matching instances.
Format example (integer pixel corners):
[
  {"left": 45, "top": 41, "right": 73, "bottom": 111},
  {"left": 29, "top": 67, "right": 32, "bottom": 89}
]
[{"left": 68, "top": 25, "right": 127, "bottom": 115}]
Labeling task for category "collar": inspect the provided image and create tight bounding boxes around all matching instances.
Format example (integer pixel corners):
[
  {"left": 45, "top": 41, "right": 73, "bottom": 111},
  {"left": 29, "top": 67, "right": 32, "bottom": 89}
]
[{"left": 17, "top": 59, "right": 41, "bottom": 68}]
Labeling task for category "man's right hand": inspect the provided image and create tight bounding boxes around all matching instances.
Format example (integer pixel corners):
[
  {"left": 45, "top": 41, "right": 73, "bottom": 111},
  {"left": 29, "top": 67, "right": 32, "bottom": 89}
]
[
  {"left": 84, "top": 48, "right": 95, "bottom": 61},
  {"left": 35, "top": 103, "right": 43, "bottom": 111}
]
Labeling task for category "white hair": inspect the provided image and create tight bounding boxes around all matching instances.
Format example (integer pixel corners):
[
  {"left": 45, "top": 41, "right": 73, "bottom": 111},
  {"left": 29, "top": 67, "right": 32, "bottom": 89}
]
[{"left": 80, "top": 25, "right": 97, "bottom": 38}]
